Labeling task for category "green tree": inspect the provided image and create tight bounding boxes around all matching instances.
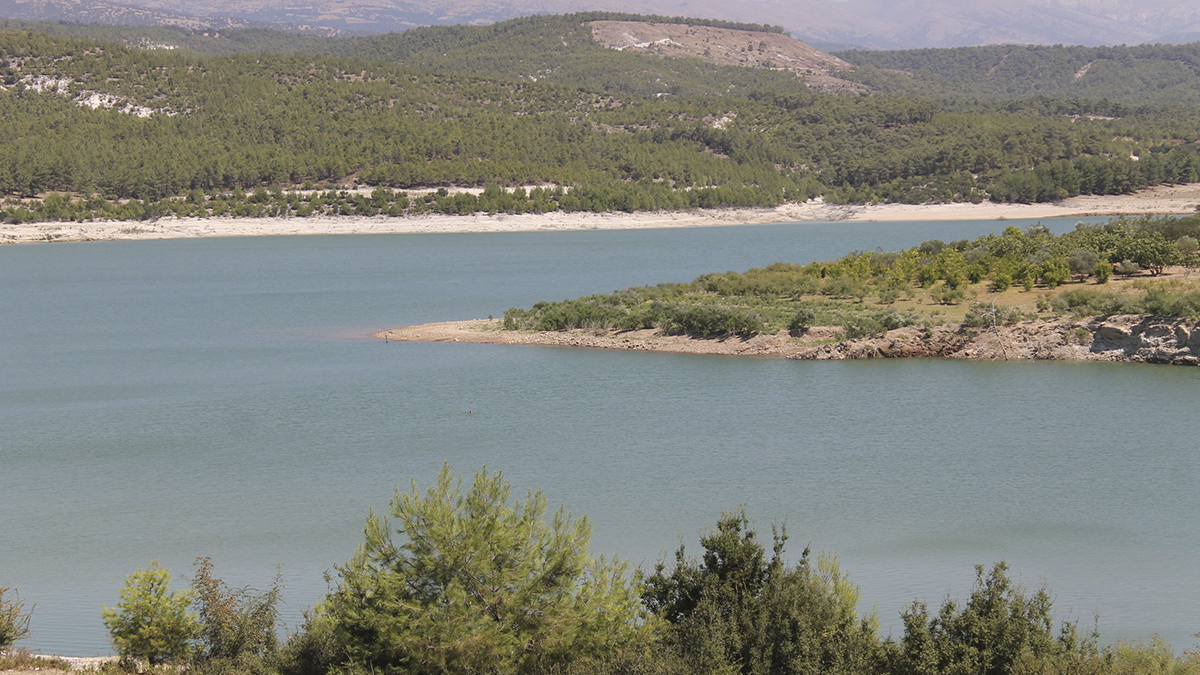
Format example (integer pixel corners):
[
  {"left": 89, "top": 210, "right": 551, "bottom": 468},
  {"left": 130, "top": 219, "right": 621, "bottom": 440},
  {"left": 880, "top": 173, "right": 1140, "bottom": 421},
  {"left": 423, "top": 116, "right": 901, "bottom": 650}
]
[
  {"left": 0, "top": 587, "right": 33, "bottom": 649},
  {"left": 643, "top": 510, "right": 885, "bottom": 675},
  {"left": 1176, "top": 236, "right": 1199, "bottom": 269},
  {"left": 1067, "top": 248, "right": 1100, "bottom": 280},
  {"left": 323, "top": 465, "right": 650, "bottom": 675},
  {"left": 101, "top": 562, "right": 200, "bottom": 667},
  {"left": 1116, "top": 231, "right": 1179, "bottom": 276},
  {"left": 1040, "top": 257, "right": 1071, "bottom": 289},
  {"left": 895, "top": 562, "right": 1092, "bottom": 675}
]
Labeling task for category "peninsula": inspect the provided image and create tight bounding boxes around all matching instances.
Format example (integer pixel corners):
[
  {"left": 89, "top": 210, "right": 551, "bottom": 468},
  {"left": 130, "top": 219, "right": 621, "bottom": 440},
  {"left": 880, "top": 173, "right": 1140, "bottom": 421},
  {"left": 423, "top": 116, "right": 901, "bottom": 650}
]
[{"left": 378, "top": 215, "right": 1200, "bottom": 366}]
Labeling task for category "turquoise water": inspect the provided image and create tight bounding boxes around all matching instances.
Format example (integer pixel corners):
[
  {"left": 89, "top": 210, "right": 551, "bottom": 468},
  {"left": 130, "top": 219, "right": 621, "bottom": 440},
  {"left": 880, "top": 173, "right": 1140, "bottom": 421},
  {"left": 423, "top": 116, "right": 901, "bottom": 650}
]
[{"left": 2, "top": 219, "right": 1197, "bottom": 655}]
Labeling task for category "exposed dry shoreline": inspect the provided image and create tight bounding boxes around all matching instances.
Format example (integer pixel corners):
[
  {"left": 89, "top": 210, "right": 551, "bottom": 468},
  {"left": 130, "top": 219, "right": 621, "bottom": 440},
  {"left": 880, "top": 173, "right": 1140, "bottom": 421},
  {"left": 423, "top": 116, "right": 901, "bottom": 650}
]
[
  {"left": 5, "top": 183, "right": 1200, "bottom": 244},
  {"left": 376, "top": 315, "right": 1200, "bottom": 366}
]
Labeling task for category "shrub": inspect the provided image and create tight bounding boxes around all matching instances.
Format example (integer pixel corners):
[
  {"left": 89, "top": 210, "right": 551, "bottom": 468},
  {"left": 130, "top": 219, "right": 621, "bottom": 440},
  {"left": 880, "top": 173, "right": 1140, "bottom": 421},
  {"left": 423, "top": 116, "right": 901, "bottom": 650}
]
[
  {"left": 1102, "top": 636, "right": 1200, "bottom": 675},
  {"left": 1040, "top": 257, "right": 1071, "bottom": 289},
  {"left": 930, "top": 283, "right": 966, "bottom": 305},
  {"left": 643, "top": 511, "right": 885, "bottom": 675},
  {"left": 323, "top": 465, "right": 650, "bottom": 675},
  {"left": 1117, "top": 259, "right": 1142, "bottom": 275},
  {"left": 1177, "top": 236, "right": 1199, "bottom": 266},
  {"left": 1068, "top": 248, "right": 1100, "bottom": 279},
  {"left": 660, "top": 305, "right": 764, "bottom": 338},
  {"left": 275, "top": 612, "right": 342, "bottom": 675},
  {"left": 963, "top": 302, "right": 1026, "bottom": 327},
  {"left": 989, "top": 272, "right": 1013, "bottom": 292},
  {"left": 1051, "top": 289, "right": 1139, "bottom": 317},
  {"left": 190, "top": 558, "right": 283, "bottom": 664},
  {"left": 102, "top": 562, "right": 200, "bottom": 667},
  {"left": 788, "top": 307, "right": 817, "bottom": 335},
  {"left": 895, "top": 562, "right": 1091, "bottom": 675},
  {"left": 0, "top": 587, "right": 32, "bottom": 649},
  {"left": 821, "top": 276, "right": 869, "bottom": 300}
]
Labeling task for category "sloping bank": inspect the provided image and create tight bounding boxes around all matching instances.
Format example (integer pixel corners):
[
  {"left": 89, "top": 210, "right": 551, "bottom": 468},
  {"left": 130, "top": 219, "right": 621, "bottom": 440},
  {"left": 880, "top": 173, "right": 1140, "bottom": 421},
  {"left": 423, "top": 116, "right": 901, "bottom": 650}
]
[{"left": 375, "top": 315, "right": 1200, "bottom": 365}]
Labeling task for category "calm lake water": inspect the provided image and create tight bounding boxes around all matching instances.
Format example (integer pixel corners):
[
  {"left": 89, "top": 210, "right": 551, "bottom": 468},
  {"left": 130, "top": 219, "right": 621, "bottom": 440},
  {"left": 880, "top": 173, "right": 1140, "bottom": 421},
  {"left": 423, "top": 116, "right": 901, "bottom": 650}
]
[{"left": 2, "top": 218, "right": 1197, "bottom": 655}]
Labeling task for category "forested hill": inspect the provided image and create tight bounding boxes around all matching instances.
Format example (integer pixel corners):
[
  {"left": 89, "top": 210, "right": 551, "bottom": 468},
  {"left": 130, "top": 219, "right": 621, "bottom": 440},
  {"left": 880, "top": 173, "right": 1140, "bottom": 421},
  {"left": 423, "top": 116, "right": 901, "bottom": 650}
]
[
  {"left": 6, "top": 16, "right": 1200, "bottom": 225},
  {"left": 838, "top": 42, "right": 1200, "bottom": 105}
]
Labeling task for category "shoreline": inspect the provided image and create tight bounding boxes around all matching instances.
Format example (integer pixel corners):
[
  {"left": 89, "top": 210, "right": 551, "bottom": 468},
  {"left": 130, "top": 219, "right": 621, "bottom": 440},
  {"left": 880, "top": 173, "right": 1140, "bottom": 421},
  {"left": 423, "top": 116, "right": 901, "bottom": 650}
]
[
  {"left": 4, "top": 183, "right": 1200, "bottom": 244},
  {"left": 376, "top": 316, "right": 1200, "bottom": 366}
]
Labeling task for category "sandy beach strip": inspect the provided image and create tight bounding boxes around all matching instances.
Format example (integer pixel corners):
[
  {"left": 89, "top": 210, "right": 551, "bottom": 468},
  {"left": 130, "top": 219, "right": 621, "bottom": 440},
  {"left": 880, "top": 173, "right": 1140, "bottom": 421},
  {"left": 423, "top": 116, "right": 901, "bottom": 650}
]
[{"left": 4, "top": 183, "right": 1200, "bottom": 244}]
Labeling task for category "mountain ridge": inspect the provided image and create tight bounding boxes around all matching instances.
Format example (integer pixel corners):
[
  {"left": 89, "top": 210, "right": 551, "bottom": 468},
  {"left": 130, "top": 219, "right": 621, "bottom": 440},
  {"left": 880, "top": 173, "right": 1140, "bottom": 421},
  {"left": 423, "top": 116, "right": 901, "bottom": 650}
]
[{"left": 8, "top": 0, "right": 1200, "bottom": 48}]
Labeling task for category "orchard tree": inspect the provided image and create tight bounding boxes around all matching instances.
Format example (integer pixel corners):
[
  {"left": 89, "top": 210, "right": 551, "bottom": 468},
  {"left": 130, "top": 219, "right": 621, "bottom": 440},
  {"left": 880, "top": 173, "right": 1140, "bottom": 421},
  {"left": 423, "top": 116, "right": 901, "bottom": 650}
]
[
  {"left": 323, "top": 465, "right": 651, "bottom": 675},
  {"left": 1067, "top": 248, "right": 1100, "bottom": 280},
  {"left": 1116, "top": 231, "right": 1179, "bottom": 276}
]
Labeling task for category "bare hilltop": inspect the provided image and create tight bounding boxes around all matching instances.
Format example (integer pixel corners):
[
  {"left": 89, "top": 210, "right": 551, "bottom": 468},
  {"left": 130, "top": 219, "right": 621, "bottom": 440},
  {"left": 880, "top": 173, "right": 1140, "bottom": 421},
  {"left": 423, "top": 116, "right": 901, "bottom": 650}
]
[{"left": 589, "top": 21, "right": 862, "bottom": 93}]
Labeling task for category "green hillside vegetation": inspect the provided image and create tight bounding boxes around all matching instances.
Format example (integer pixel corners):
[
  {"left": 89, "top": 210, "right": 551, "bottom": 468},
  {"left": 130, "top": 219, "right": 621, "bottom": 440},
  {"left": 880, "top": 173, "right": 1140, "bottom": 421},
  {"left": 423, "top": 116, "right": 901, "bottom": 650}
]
[
  {"left": 0, "top": 19, "right": 343, "bottom": 56},
  {"left": 838, "top": 42, "right": 1200, "bottom": 105},
  {"left": 7, "top": 16, "right": 1200, "bottom": 223},
  {"left": 6, "top": 467, "right": 1197, "bottom": 675},
  {"left": 502, "top": 215, "right": 1200, "bottom": 339}
]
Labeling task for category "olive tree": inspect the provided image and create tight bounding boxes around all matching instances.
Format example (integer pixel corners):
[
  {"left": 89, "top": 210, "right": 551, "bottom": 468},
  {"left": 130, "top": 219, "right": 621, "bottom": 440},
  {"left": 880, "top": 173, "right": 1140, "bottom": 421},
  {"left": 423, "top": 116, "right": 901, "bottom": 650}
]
[{"left": 323, "top": 465, "right": 650, "bottom": 675}]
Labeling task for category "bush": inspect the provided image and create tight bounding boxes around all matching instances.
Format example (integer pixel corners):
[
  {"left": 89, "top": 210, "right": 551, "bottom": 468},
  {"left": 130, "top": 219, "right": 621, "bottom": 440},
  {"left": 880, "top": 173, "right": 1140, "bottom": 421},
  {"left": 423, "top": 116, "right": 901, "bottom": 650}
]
[
  {"left": 1040, "top": 257, "right": 1071, "bottom": 288},
  {"left": 660, "top": 305, "right": 764, "bottom": 338},
  {"left": 0, "top": 587, "right": 32, "bottom": 649},
  {"left": 275, "top": 612, "right": 342, "bottom": 675},
  {"left": 1102, "top": 636, "right": 1200, "bottom": 675},
  {"left": 643, "top": 511, "right": 885, "bottom": 675},
  {"left": 930, "top": 283, "right": 966, "bottom": 305},
  {"left": 323, "top": 465, "right": 650, "bottom": 675},
  {"left": 788, "top": 307, "right": 818, "bottom": 336},
  {"left": 102, "top": 562, "right": 200, "bottom": 667},
  {"left": 1117, "top": 259, "right": 1142, "bottom": 275},
  {"left": 895, "top": 562, "right": 1091, "bottom": 675},
  {"left": 1068, "top": 248, "right": 1100, "bottom": 279},
  {"left": 840, "top": 310, "right": 917, "bottom": 339},
  {"left": 190, "top": 558, "right": 283, "bottom": 664},
  {"left": 989, "top": 272, "right": 1013, "bottom": 292},
  {"left": 963, "top": 303, "right": 1026, "bottom": 327}
]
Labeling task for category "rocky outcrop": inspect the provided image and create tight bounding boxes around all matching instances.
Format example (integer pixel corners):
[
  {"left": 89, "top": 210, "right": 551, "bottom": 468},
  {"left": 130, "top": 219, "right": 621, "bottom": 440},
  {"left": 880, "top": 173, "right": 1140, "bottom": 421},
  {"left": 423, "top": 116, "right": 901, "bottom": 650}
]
[
  {"left": 792, "top": 316, "right": 1200, "bottom": 366},
  {"left": 1085, "top": 315, "right": 1200, "bottom": 365}
]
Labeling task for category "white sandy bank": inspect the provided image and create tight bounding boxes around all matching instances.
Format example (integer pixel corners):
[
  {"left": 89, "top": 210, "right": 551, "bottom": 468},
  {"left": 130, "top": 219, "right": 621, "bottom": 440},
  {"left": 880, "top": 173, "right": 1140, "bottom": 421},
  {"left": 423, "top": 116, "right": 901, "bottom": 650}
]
[{"left": 4, "top": 184, "right": 1200, "bottom": 244}]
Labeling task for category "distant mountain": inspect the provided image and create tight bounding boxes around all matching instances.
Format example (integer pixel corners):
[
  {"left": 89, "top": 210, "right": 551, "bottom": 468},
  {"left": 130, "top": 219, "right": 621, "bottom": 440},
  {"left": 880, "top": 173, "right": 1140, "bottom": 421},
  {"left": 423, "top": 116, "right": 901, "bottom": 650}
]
[
  {"left": 6, "top": 0, "right": 1200, "bottom": 48},
  {"left": 778, "top": 0, "right": 1200, "bottom": 49},
  {"left": 0, "top": 0, "right": 345, "bottom": 33}
]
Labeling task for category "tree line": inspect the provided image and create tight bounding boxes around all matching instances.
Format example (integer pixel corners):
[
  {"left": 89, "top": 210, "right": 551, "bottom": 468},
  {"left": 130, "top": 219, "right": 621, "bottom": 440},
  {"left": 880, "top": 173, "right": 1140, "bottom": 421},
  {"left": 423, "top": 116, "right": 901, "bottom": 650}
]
[
  {"left": 4, "top": 466, "right": 1195, "bottom": 675},
  {"left": 838, "top": 41, "right": 1200, "bottom": 105},
  {"left": 6, "top": 21, "right": 1200, "bottom": 222}
]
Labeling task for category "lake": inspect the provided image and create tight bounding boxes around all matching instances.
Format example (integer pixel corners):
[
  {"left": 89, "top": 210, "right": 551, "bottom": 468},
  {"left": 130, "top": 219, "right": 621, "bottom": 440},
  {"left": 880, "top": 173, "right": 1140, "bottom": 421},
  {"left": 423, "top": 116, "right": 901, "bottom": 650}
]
[{"left": 2, "top": 217, "right": 1197, "bottom": 655}]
